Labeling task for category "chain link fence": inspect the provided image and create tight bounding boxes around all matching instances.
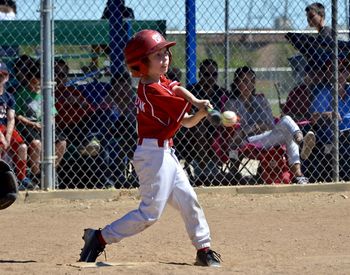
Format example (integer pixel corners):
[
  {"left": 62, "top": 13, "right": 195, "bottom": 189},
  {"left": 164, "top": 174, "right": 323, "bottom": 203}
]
[{"left": 0, "top": 0, "right": 349, "bottom": 189}]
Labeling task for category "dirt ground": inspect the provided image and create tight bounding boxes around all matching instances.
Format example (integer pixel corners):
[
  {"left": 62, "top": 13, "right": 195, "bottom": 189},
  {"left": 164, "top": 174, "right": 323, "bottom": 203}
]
[{"left": 1, "top": 189, "right": 350, "bottom": 275}]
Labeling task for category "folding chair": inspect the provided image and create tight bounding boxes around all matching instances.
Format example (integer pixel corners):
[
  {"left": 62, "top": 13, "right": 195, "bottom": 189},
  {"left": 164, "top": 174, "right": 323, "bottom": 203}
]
[
  {"left": 237, "top": 144, "right": 291, "bottom": 184},
  {"left": 212, "top": 125, "right": 292, "bottom": 185}
]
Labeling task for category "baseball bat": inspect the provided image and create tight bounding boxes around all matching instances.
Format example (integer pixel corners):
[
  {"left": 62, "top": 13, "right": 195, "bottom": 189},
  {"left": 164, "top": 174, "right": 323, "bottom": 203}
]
[{"left": 206, "top": 107, "right": 222, "bottom": 126}]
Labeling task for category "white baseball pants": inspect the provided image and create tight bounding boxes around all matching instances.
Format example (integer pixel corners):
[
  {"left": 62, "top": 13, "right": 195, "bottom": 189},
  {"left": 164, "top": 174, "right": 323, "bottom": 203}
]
[{"left": 101, "top": 138, "right": 211, "bottom": 250}]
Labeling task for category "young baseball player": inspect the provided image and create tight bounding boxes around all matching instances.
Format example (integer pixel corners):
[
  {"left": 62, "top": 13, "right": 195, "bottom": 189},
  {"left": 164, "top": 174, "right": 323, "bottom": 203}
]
[{"left": 78, "top": 30, "right": 222, "bottom": 267}]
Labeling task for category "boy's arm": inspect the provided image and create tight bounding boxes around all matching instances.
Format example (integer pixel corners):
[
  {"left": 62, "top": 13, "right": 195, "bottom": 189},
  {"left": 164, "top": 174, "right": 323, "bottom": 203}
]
[
  {"left": 181, "top": 107, "right": 208, "bottom": 128},
  {"left": 16, "top": 115, "right": 41, "bottom": 129},
  {"left": 5, "top": 109, "right": 15, "bottom": 145},
  {"left": 172, "top": 85, "right": 213, "bottom": 110}
]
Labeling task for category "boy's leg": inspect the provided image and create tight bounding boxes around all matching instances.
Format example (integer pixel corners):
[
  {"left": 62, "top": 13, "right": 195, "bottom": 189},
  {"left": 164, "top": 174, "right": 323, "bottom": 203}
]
[
  {"left": 168, "top": 165, "right": 211, "bottom": 249},
  {"left": 28, "top": 140, "right": 41, "bottom": 176},
  {"left": 79, "top": 146, "right": 177, "bottom": 262},
  {"left": 101, "top": 148, "right": 176, "bottom": 243},
  {"left": 54, "top": 140, "right": 67, "bottom": 168},
  {"left": 9, "top": 130, "right": 28, "bottom": 181},
  {"left": 168, "top": 159, "right": 221, "bottom": 267}
]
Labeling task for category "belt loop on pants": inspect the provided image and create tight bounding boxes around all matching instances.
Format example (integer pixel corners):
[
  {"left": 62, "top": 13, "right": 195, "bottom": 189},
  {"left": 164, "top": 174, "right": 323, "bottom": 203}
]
[{"left": 138, "top": 138, "right": 174, "bottom": 148}]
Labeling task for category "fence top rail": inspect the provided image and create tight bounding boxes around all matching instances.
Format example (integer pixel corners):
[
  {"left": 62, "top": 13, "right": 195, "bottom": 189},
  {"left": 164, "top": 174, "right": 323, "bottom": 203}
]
[{"left": 167, "top": 29, "right": 350, "bottom": 35}]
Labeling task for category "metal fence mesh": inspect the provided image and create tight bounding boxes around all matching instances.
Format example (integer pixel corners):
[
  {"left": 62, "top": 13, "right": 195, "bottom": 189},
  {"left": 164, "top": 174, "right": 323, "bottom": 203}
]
[{"left": 0, "top": 0, "right": 349, "bottom": 189}]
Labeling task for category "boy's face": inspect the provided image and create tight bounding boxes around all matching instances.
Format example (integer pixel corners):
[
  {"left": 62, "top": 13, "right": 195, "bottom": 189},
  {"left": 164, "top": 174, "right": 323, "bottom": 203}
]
[
  {"left": 307, "top": 10, "right": 323, "bottom": 28},
  {"left": 146, "top": 47, "right": 170, "bottom": 77},
  {"left": 29, "top": 77, "right": 40, "bottom": 93}
]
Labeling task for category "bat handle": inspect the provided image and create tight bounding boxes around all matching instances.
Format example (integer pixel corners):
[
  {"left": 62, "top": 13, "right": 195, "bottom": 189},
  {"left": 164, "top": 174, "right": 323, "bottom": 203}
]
[{"left": 206, "top": 107, "right": 214, "bottom": 113}]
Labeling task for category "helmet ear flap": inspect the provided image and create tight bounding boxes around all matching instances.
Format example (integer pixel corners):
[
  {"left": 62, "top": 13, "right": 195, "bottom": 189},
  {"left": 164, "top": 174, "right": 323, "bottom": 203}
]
[
  {"left": 128, "top": 65, "right": 143, "bottom": 77},
  {"left": 127, "top": 57, "right": 149, "bottom": 77}
]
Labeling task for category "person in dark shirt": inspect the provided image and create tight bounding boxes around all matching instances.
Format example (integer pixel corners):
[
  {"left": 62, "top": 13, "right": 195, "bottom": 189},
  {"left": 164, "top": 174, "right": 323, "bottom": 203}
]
[
  {"left": 305, "top": 2, "right": 332, "bottom": 39},
  {"left": 184, "top": 59, "right": 229, "bottom": 184},
  {"left": 101, "top": 0, "right": 134, "bottom": 20},
  {"left": 89, "top": 0, "right": 135, "bottom": 70}
]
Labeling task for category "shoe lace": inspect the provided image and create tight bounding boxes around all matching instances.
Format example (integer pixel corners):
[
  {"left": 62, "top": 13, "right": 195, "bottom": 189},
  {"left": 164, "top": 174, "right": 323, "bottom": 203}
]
[{"left": 208, "top": 250, "right": 223, "bottom": 263}]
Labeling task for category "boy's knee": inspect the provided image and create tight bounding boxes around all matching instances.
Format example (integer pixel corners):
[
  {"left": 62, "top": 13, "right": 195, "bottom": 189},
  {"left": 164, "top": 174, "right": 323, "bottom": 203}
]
[
  {"left": 139, "top": 207, "right": 163, "bottom": 224},
  {"left": 31, "top": 140, "right": 41, "bottom": 148},
  {"left": 18, "top": 143, "right": 27, "bottom": 151}
]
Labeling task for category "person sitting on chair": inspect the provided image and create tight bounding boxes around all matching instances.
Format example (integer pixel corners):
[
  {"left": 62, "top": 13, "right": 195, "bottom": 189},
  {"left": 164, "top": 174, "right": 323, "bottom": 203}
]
[{"left": 224, "top": 66, "right": 316, "bottom": 184}]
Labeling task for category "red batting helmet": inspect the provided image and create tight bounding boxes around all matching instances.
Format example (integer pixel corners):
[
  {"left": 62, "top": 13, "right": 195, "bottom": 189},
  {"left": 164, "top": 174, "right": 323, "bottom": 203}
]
[{"left": 124, "top": 29, "right": 176, "bottom": 77}]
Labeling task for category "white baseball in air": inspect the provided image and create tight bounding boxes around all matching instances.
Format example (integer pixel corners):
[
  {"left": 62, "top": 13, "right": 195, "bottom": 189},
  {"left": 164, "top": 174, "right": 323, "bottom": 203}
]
[{"left": 221, "top": 111, "right": 238, "bottom": 127}]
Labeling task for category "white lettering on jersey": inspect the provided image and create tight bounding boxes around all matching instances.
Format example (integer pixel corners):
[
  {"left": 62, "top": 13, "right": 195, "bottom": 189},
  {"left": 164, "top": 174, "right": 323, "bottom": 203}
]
[
  {"left": 0, "top": 105, "right": 7, "bottom": 120},
  {"left": 135, "top": 96, "right": 145, "bottom": 112}
]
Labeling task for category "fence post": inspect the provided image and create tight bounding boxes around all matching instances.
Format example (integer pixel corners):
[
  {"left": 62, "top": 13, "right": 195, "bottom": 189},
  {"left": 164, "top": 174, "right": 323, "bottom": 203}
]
[
  {"left": 224, "top": 0, "right": 230, "bottom": 91},
  {"left": 109, "top": 0, "right": 127, "bottom": 75},
  {"left": 41, "top": 0, "right": 55, "bottom": 190},
  {"left": 186, "top": 0, "right": 197, "bottom": 86},
  {"left": 331, "top": 0, "right": 339, "bottom": 182}
]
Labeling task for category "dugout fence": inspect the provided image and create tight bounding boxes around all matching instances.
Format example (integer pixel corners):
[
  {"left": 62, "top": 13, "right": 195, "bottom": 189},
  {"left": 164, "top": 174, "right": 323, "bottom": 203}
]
[{"left": 0, "top": 0, "right": 348, "bottom": 190}]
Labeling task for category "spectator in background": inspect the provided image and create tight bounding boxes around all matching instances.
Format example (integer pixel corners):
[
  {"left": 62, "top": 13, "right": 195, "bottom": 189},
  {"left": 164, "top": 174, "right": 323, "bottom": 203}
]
[
  {"left": 185, "top": 59, "right": 228, "bottom": 185},
  {"left": 74, "top": 76, "right": 112, "bottom": 160},
  {"left": 75, "top": 76, "right": 110, "bottom": 110},
  {"left": 309, "top": 57, "right": 350, "bottom": 140},
  {"left": 88, "top": 0, "right": 135, "bottom": 70},
  {"left": 282, "top": 73, "right": 312, "bottom": 122},
  {"left": 7, "top": 55, "right": 36, "bottom": 95},
  {"left": 101, "top": 0, "right": 134, "bottom": 20},
  {"left": 15, "top": 63, "right": 67, "bottom": 186},
  {"left": 0, "top": 0, "right": 16, "bottom": 20},
  {"left": 188, "top": 59, "right": 226, "bottom": 110},
  {"left": 305, "top": 57, "right": 350, "bottom": 181},
  {"left": 54, "top": 59, "right": 92, "bottom": 135},
  {"left": 54, "top": 60, "right": 116, "bottom": 189},
  {"left": 105, "top": 72, "right": 137, "bottom": 187},
  {"left": 305, "top": 2, "right": 332, "bottom": 38},
  {"left": 166, "top": 66, "right": 182, "bottom": 82},
  {"left": 0, "top": 0, "right": 18, "bottom": 58},
  {"left": 72, "top": 72, "right": 133, "bottom": 189},
  {"left": 223, "top": 66, "right": 315, "bottom": 184},
  {"left": 0, "top": 62, "right": 33, "bottom": 189},
  {"left": 283, "top": 52, "right": 334, "bottom": 121}
]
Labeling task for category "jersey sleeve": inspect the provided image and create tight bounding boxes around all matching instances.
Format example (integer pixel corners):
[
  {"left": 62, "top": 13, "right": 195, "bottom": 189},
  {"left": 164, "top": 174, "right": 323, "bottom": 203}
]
[
  {"left": 145, "top": 87, "right": 192, "bottom": 123},
  {"left": 160, "top": 75, "right": 181, "bottom": 90}
]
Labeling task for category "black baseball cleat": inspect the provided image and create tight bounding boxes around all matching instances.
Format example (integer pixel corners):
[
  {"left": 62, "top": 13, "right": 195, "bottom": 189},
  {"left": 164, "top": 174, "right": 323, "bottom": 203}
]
[
  {"left": 78, "top": 228, "right": 106, "bottom": 262},
  {"left": 195, "top": 249, "right": 222, "bottom": 267}
]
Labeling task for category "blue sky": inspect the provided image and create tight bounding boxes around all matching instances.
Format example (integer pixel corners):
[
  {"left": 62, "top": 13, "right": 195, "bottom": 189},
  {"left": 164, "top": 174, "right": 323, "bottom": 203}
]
[{"left": 16, "top": 0, "right": 350, "bottom": 31}]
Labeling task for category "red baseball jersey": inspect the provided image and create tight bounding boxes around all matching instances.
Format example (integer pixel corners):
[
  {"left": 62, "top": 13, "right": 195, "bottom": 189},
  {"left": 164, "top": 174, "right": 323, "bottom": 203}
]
[{"left": 135, "top": 75, "right": 191, "bottom": 140}]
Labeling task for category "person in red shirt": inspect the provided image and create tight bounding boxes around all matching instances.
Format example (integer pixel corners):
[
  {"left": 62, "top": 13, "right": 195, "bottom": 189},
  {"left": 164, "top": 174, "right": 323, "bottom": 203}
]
[{"left": 78, "top": 30, "right": 222, "bottom": 267}]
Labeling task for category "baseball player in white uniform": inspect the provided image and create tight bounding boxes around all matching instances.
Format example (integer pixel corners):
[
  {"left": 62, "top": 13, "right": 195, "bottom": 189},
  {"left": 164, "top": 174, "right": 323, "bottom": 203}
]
[{"left": 78, "top": 30, "right": 222, "bottom": 267}]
